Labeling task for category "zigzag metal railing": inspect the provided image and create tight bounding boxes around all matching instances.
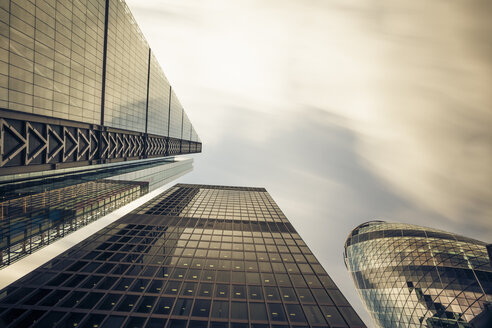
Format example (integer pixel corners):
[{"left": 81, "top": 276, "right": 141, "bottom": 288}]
[{"left": 0, "top": 109, "right": 201, "bottom": 176}]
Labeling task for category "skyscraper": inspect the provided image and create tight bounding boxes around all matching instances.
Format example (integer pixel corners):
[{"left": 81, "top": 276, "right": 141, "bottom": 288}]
[
  {"left": 344, "top": 221, "right": 492, "bottom": 328},
  {"left": 0, "top": 0, "right": 201, "bottom": 176},
  {"left": 0, "top": 184, "right": 366, "bottom": 327},
  {"left": 0, "top": 157, "right": 193, "bottom": 268},
  {"left": 0, "top": 0, "right": 201, "bottom": 264}
]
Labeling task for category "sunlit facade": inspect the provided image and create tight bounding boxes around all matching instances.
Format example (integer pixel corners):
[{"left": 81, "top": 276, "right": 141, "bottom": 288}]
[
  {"left": 0, "top": 184, "right": 366, "bottom": 327},
  {"left": 344, "top": 221, "right": 492, "bottom": 328},
  {"left": 0, "top": 0, "right": 201, "bottom": 177},
  {"left": 0, "top": 0, "right": 201, "bottom": 267}
]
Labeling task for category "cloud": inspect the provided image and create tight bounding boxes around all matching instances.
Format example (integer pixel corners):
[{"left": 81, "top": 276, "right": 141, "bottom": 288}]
[
  {"left": 131, "top": 0, "right": 491, "bottom": 232},
  {"left": 127, "top": 0, "right": 492, "bottom": 325}
]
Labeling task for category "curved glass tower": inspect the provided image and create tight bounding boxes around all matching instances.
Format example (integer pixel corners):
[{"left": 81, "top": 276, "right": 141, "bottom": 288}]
[{"left": 344, "top": 221, "right": 492, "bottom": 328}]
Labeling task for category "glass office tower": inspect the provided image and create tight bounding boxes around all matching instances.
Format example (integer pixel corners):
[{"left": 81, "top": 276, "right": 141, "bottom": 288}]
[
  {"left": 0, "top": 157, "right": 193, "bottom": 268},
  {"left": 0, "top": 0, "right": 201, "bottom": 266},
  {"left": 344, "top": 221, "right": 492, "bottom": 328},
  {"left": 0, "top": 0, "right": 201, "bottom": 177},
  {"left": 0, "top": 184, "right": 366, "bottom": 328}
]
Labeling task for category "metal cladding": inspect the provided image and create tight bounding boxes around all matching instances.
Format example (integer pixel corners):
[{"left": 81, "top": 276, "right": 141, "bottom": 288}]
[
  {"left": 344, "top": 221, "right": 492, "bottom": 328},
  {"left": 0, "top": 0, "right": 201, "bottom": 176}
]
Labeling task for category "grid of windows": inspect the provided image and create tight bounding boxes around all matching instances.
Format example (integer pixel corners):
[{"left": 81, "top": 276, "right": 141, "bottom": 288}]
[
  {"left": 169, "top": 89, "right": 184, "bottom": 139},
  {"left": 1, "top": 0, "right": 200, "bottom": 151},
  {"left": 0, "top": 184, "right": 365, "bottom": 327},
  {"left": 191, "top": 126, "right": 200, "bottom": 143},
  {"left": 140, "top": 185, "right": 287, "bottom": 223},
  {"left": 0, "top": 0, "right": 105, "bottom": 123},
  {"left": 110, "top": 159, "right": 193, "bottom": 192},
  {"left": 344, "top": 221, "right": 492, "bottom": 328},
  {"left": 182, "top": 111, "right": 192, "bottom": 141},
  {"left": 147, "top": 52, "right": 171, "bottom": 137},
  {"left": 0, "top": 179, "right": 145, "bottom": 268},
  {"left": 0, "top": 159, "right": 192, "bottom": 268},
  {"left": 104, "top": 0, "right": 148, "bottom": 132}
]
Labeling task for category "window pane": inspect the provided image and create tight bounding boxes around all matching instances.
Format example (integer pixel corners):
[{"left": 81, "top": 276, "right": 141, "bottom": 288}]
[
  {"left": 215, "top": 284, "right": 229, "bottom": 298},
  {"left": 77, "top": 292, "right": 104, "bottom": 309},
  {"left": 125, "top": 317, "right": 147, "bottom": 327},
  {"left": 35, "top": 312, "right": 65, "bottom": 327},
  {"left": 249, "top": 303, "right": 268, "bottom": 321},
  {"left": 154, "top": 297, "right": 175, "bottom": 315},
  {"left": 173, "top": 298, "right": 193, "bottom": 316},
  {"left": 135, "top": 296, "right": 157, "bottom": 313},
  {"left": 339, "top": 307, "right": 364, "bottom": 326},
  {"left": 327, "top": 290, "right": 350, "bottom": 306},
  {"left": 181, "top": 282, "right": 197, "bottom": 296},
  {"left": 231, "top": 301, "right": 248, "bottom": 320},
  {"left": 98, "top": 294, "right": 122, "bottom": 311},
  {"left": 285, "top": 304, "right": 307, "bottom": 323},
  {"left": 320, "top": 306, "right": 347, "bottom": 326},
  {"left": 130, "top": 279, "right": 150, "bottom": 292},
  {"left": 192, "top": 299, "right": 211, "bottom": 317},
  {"left": 116, "top": 295, "right": 139, "bottom": 312},
  {"left": 189, "top": 320, "right": 208, "bottom": 328},
  {"left": 164, "top": 281, "right": 181, "bottom": 295},
  {"left": 211, "top": 300, "right": 229, "bottom": 319},
  {"left": 303, "top": 305, "right": 325, "bottom": 325},
  {"left": 296, "top": 288, "right": 314, "bottom": 303},
  {"left": 101, "top": 316, "right": 126, "bottom": 328},
  {"left": 248, "top": 286, "right": 263, "bottom": 300},
  {"left": 82, "top": 314, "right": 106, "bottom": 328},
  {"left": 199, "top": 283, "right": 213, "bottom": 297},
  {"left": 148, "top": 280, "right": 164, "bottom": 293},
  {"left": 147, "top": 318, "right": 167, "bottom": 328},
  {"left": 232, "top": 285, "right": 246, "bottom": 299},
  {"left": 312, "top": 289, "right": 333, "bottom": 304},
  {"left": 265, "top": 287, "right": 280, "bottom": 301},
  {"left": 268, "top": 303, "right": 287, "bottom": 322}
]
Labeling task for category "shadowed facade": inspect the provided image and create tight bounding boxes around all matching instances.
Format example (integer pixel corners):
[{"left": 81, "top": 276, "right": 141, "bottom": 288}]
[{"left": 0, "top": 184, "right": 366, "bottom": 327}]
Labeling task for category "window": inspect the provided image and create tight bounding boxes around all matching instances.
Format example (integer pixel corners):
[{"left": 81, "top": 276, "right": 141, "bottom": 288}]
[
  {"left": 268, "top": 303, "right": 287, "bottom": 322},
  {"left": 231, "top": 302, "right": 248, "bottom": 320},
  {"left": 303, "top": 305, "right": 325, "bottom": 325},
  {"left": 173, "top": 298, "right": 193, "bottom": 316},
  {"left": 285, "top": 304, "right": 307, "bottom": 323},
  {"left": 265, "top": 287, "right": 280, "bottom": 301},
  {"left": 232, "top": 285, "right": 246, "bottom": 299},
  {"left": 211, "top": 300, "right": 229, "bottom": 319},
  {"left": 116, "top": 294, "right": 139, "bottom": 312},
  {"left": 192, "top": 299, "right": 211, "bottom": 317},
  {"left": 215, "top": 284, "right": 229, "bottom": 298},
  {"left": 249, "top": 303, "right": 268, "bottom": 321},
  {"left": 135, "top": 296, "right": 157, "bottom": 313},
  {"left": 154, "top": 297, "right": 175, "bottom": 315}
]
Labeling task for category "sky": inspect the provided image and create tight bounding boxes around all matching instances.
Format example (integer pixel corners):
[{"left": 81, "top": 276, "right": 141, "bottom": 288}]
[{"left": 124, "top": 0, "right": 492, "bottom": 326}]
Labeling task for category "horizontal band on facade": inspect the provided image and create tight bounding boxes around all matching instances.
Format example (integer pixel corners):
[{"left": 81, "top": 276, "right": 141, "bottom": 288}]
[
  {"left": 117, "top": 215, "right": 296, "bottom": 234},
  {"left": 345, "top": 228, "right": 485, "bottom": 248},
  {"left": 0, "top": 108, "right": 201, "bottom": 176},
  {"left": 349, "top": 265, "right": 492, "bottom": 291}
]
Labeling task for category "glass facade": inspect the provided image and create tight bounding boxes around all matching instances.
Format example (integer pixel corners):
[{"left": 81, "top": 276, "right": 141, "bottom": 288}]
[
  {"left": 0, "top": 184, "right": 365, "bottom": 327},
  {"left": 169, "top": 89, "right": 184, "bottom": 139},
  {"left": 104, "top": 0, "right": 148, "bottom": 132},
  {"left": 0, "top": 0, "right": 201, "bottom": 176},
  {"left": 147, "top": 52, "right": 171, "bottom": 137},
  {"left": 0, "top": 158, "right": 193, "bottom": 268},
  {"left": 0, "top": 0, "right": 105, "bottom": 123},
  {"left": 344, "top": 221, "right": 492, "bottom": 328}
]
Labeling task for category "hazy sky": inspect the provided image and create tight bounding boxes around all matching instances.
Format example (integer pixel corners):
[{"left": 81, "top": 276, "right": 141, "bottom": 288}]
[{"left": 126, "top": 0, "right": 492, "bottom": 326}]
